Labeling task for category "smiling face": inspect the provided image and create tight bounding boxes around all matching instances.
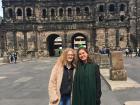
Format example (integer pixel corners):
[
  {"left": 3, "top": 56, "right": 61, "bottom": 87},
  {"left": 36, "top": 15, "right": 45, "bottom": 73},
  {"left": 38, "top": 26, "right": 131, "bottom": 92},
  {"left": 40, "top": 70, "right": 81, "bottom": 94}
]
[
  {"left": 66, "top": 50, "right": 74, "bottom": 63},
  {"left": 78, "top": 49, "right": 88, "bottom": 63}
]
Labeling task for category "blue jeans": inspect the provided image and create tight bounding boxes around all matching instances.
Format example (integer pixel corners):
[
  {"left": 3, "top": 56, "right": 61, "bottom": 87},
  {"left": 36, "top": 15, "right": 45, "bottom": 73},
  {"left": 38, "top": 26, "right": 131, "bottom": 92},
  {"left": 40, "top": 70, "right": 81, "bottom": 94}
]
[{"left": 59, "top": 95, "right": 71, "bottom": 105}]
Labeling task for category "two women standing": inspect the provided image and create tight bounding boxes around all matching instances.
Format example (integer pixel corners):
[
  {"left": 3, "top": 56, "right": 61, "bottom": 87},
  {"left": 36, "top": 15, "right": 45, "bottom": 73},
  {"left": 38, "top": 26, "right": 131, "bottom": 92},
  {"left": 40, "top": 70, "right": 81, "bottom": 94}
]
[{"left": 48, "top": 48, "right": 102, "bottom": 105}]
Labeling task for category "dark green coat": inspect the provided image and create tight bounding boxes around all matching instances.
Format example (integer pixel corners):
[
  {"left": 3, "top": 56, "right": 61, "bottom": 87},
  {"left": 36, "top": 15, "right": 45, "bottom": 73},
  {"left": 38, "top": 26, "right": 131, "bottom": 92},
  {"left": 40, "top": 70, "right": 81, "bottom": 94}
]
[{"left": 72, "top": 62, "right": 101, "bottom": 105}]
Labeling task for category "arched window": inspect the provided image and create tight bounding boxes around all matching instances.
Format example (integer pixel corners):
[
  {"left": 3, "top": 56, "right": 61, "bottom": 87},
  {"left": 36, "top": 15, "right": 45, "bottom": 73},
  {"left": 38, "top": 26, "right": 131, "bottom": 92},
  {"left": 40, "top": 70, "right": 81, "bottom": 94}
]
[
  {"left": 8, "top": 8, "right": 13, "bottom": 18},
  {"left": 120, "top": 4, "right": 125, "bottom": 11},
  {"left": 26, "top": 8, "right": 32, "bottom": 17},
  {"left": 99, "top": 5, "right": 104, "bottom": 12},
  {"left": 42, "top": 9, "right": 47, "bottom": 18},
  {"left": 109, "top": 4, "right": 115, "bottom": 12},
  {"left": 68, "top": 8, "right": 72, "bottom": 17},
  {"left": 17, "top": 8, "right": 22, "bottom": 16},
  {"left": 51, "top": 9, "right": 55, "bottom": 17},
  {"left": 59, "top": 8, "right": 63, "bottom": 17},
  {"left": 76, "top": 7, "right": 80, "bottom": 15},
  {"left": 85, "top": 7, "right": 89, "bottom": 15}
]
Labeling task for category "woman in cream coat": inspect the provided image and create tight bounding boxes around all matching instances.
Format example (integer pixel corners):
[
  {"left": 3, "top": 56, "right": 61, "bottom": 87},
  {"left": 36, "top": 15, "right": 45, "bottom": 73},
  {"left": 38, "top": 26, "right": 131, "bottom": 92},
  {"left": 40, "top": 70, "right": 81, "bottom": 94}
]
[{"left": 48, "top": 48, "right": 75, "bottom": 105}]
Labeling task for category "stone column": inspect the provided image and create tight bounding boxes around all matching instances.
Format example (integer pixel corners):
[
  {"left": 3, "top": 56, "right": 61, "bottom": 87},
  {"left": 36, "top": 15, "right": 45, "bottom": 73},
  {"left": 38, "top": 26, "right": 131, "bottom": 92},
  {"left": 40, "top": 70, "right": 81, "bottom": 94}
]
[
  {"left": 110, "top": 51, "right": 127, "bottom": 81},
  {"left": 93, "top": 28, "right": 97, "bottom": 47},
  {"left": 23, "top": 32, "right": 28, "bottom": 52},
  {"left": 116, "top": 29, "right": 120, "bottom": 47},
  {"left": 62, "top": 32, "right": 68, "bottom": 49},
  {"left": 90, "top": 27, "right": 93, "bottom": 47},
  {"left": 13, "top": 31, "right": 17, "bottom": 51}
]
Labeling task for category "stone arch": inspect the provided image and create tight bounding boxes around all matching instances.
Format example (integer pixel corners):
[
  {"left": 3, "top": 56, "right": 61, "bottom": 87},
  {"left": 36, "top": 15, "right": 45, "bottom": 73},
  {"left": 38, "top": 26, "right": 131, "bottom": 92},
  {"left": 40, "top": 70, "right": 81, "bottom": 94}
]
[
  {"left": 47, "top": 34, "right": 62, "bottom": 56},
  {"left": 98, "top": 4, "right": 105, "bottom": 12},
  {"left": 16, "top": 8, "right": 22, "bottom": 16},
  {"left": 84, "top": 6, "right": 90, "bottom": 15},
  {"left": 71, "top": 33, "right": 88, "bottom": 49},
  {"left": 108, "top": 4, "right": 115, "bottom": 12},
  {"left": 76, "top": 7, "right": 81, "bottom": 15},
  {"left": 50, "top": 8, "right": 56, "bottom": 17},
  {"left": 58, "top": 8, "right": 64, "bottom": 17},
  {"left": 67, "top": 7, "right": 72, "bottom": 17},
  {"left": 42, "top": 8, "right": 47, "bottom": 18},
  {"left": 119, "top": 3, "right": 126, "bottom": 12},
  {"left": 26, "top": 7, "right": 33, "bottom": 17},
  {"left": 7, "top": 8, "right": 13, "bottom": 18}
]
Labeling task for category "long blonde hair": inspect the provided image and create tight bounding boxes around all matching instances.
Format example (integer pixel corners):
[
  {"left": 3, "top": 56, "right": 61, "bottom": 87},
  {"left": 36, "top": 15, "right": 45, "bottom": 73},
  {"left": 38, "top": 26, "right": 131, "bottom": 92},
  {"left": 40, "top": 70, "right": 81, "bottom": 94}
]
[{"left": 57, "top": 48, "right": 76, "bottom": 67}]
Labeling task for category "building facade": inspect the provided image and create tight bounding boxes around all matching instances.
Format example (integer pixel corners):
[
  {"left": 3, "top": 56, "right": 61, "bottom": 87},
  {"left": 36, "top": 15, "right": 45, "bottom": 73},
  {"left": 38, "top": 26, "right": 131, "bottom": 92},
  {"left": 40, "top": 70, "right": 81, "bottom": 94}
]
[
  {"left": 0, "top": 16, "right": 6, "bottom": 57},
  {"left": 2, "top": 0, "right": 138, "bottom": 56},
  {"left": 129, "top": 0, "right": 140, "bottom": 48}
]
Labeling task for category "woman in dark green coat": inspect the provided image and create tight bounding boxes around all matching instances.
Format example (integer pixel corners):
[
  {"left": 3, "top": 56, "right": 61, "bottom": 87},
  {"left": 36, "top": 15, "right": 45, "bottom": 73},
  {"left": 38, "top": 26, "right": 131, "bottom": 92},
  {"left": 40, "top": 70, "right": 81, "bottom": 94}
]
[{"left": 72, "top": 48, "right": 102, "bottom": 105}]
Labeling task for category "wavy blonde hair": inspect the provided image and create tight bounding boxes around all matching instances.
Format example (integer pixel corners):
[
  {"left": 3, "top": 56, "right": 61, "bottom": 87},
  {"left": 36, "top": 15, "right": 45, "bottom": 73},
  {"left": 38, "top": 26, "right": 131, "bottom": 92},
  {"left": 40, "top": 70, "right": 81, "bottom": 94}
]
[{"left": 57, "top": 48, "right": 76, "bottom": 67}]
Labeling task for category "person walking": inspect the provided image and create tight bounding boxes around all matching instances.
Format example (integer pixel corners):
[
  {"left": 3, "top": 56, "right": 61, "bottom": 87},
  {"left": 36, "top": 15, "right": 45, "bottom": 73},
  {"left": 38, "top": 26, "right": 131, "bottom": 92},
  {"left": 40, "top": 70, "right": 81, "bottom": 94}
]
[
  {"left": 72, "top": 47, "right": 102, "bottom": 105},
  {"left": 48, "top": 48, "right": 75, "bottom": 105},
  {"left": 13, "top": 52, "right": 17, "bottom": 63}
]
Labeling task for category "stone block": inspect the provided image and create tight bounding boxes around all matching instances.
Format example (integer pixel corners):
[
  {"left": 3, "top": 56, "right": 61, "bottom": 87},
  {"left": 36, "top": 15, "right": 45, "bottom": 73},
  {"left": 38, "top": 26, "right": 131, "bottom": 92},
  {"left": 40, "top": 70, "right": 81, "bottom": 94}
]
[
  {"left": 110, "top": 70, "right": 127, "bottom": 81},
  {"left": 110, "top": 51, "right": 124, "bottom": 70}
]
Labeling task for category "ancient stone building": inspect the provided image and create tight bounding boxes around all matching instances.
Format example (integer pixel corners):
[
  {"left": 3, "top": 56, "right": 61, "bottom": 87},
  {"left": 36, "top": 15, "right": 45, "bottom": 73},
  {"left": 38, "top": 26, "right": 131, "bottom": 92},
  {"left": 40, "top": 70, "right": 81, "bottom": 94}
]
[
  {"left": 0, "top": 16, "right": 5, "bottom": 57},
  {"left": 2, "top": 0, "right": 139, "bottom": 56},
  {"left": 129, "top": 0, "right": 140, "bottom": 48}
]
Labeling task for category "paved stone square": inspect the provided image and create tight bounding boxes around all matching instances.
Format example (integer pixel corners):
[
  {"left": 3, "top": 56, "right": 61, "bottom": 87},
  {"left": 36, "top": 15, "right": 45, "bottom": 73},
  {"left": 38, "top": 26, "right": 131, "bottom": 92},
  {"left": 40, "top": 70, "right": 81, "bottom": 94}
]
[{"left": 0, "top": 57, "right": 139, "bottom": 105}]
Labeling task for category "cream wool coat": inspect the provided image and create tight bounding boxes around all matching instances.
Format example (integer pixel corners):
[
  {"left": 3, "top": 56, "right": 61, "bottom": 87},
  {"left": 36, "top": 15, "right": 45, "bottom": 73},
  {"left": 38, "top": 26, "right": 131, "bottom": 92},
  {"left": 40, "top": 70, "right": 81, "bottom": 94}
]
[
  {"left": 48, "top": 60, "right": 66, "bottom": 105},
  {"left": 48, "top": 60, "right": 75, "bottom": 105}
]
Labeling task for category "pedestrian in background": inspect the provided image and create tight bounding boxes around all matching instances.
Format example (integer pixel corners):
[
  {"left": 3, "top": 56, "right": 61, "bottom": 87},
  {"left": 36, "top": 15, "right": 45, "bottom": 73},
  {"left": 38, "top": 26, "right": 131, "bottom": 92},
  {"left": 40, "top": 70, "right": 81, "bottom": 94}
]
[
  {"left": 9, "top": 53, "right": 13, "bottom": 63},
  {"left": 13, "top": 52, "right": 17, "bottom": 63},
  {"left": 72, "top": 47, "right": 102, "bottom": 105},
  {"left": 48, "top": 48, "right": 75, "bottom": 105}
]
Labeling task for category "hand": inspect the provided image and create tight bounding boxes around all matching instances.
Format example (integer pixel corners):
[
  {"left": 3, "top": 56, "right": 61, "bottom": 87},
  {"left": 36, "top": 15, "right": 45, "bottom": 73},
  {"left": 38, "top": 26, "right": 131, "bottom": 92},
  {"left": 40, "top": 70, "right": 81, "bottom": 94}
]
[{"left": 52, "top": 98, "right": 59, "bottom": 104}]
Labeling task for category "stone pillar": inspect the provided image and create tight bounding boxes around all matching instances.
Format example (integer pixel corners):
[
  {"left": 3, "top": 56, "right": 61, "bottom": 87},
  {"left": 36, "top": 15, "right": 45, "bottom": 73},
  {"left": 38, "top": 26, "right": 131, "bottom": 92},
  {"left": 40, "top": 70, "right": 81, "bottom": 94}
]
[
  {"left": 62, "top": 32, "right": 68, "bottom": 49},
  {"left": 93, "top": 28, "right": 97, "bottom": 47},
  {"left": 34, "top": 31, "right": 38, "bottom": 51},
  {"left": 116, "top": 29, "right": 120, "bottom": 47},
  {"left": 13, "top": 31, "right": 17, "bottom": 51},
  {"left": 110, "top": 51, "right": 127, "bottom": 81},
  {"left": 23, "top": 32, "right": 27, "bottom": 51}
]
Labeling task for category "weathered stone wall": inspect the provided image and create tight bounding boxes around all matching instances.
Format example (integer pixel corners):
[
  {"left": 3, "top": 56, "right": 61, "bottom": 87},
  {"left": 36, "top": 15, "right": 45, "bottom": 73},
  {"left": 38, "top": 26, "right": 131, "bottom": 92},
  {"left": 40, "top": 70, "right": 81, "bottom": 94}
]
[{"left": 96, "top": 28, "right": 128, "bottom": 49}]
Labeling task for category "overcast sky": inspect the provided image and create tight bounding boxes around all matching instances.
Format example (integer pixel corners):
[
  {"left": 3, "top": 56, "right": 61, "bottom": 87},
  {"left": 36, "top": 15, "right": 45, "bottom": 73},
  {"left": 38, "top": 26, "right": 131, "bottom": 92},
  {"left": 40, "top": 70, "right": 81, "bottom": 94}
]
[{"left": 0, "top": 0, "right": 3, "bottom": 17}]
